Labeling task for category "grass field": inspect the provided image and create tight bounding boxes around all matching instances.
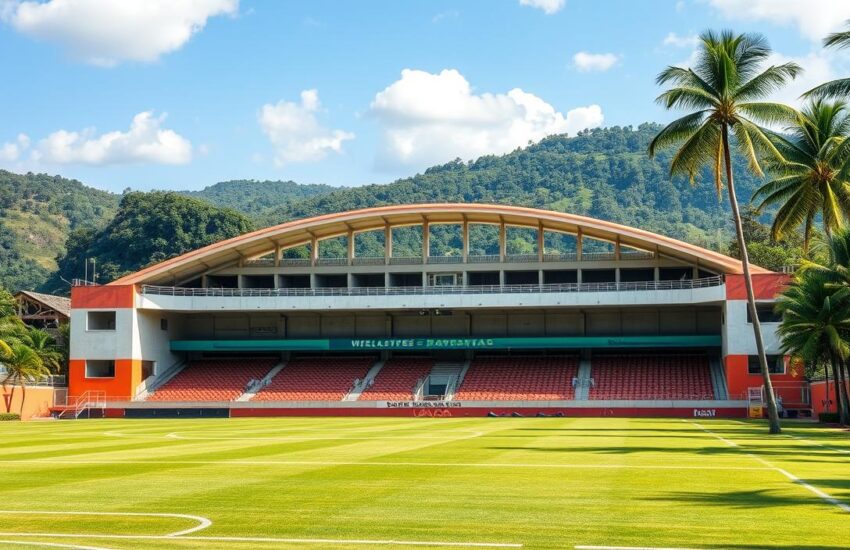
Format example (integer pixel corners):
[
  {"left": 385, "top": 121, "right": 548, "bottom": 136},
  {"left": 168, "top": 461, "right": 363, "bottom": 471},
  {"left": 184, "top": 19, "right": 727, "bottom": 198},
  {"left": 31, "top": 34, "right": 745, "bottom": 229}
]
[{"left": 0, "top": 417, "right": 849, "bottom": 550}]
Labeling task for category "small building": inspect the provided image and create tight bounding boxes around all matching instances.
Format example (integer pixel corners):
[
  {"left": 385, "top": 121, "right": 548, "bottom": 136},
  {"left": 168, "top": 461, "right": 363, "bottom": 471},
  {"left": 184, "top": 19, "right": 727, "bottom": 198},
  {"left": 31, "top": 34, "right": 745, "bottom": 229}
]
[{"left": 14, "top": 291, "right": 71, "bottom": 330}]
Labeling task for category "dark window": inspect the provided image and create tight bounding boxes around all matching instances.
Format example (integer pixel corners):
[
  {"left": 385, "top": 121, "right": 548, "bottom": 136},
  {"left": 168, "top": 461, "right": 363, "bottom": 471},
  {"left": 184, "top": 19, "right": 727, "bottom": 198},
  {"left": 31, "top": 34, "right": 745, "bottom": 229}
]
[
  {"left": 141, "top": 360, "right": 155, "bottom": 380},
  {"left": 85, "top": 360, "right": 115, "bottom": 378},
  {"left": 160, "top": 318, "right": 168, "bottom": 331},
  {"left": 87, "top": 311, "right": 116, "bottom": 330},
  {"left": 748, "top": 355, "right": 784, "bottom": 374},
  {"left": 747, "top": 304, "right": 782, "bottom": 323}
]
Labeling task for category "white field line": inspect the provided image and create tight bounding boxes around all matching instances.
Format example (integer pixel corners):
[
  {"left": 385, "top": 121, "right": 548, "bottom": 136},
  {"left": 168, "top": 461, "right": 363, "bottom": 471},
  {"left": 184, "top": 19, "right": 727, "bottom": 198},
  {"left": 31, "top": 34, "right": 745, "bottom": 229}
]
[
  {"left": 782, "top": 433, "right": 850, "bottom": 455},
  {"left": 684, "top": 420, "right": 850, "bottom": 514},
  {"left": 0, "top": 533, "right": 521, "bottom": 548},
  {"left": 0, "top": 511, "right": 211, "bottom": 537},
  {"left": 0, "top": 542, "right": 116, "bottom": 550},
  {"left": 164, "top": 431, "right": 488, "bottom": 441},
  {"left": 576, "top": 546, "right": 706, "bottom": 550},
  {"left": 0, "top": 459, "right": 772, "bottom": 471}
]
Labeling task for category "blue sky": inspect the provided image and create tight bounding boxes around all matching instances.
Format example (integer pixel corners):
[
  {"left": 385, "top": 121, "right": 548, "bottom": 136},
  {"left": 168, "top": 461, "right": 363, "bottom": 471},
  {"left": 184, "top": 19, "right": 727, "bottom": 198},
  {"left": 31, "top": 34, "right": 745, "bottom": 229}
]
[{"left": 0, "top": 0, "right": 848, "bottom": 192}]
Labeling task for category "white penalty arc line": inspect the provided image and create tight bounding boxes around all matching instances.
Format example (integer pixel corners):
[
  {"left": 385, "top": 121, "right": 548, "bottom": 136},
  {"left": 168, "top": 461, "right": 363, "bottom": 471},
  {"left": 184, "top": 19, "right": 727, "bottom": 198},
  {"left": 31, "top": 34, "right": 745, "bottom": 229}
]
[
  {"left": 0, "top": 459, "right": 771, "bottom": 471},
  {"left": 0, "top": 542, "right": 116, "bottom": 550},
  {"left": 0, "top": 533, "right": 521, "bottom": 548},
  {"left": 684, "top": 420, "right": 850, "bottom": 514},
  {"left": 0, "top": 511, "right": 211, "bottom": 537}
]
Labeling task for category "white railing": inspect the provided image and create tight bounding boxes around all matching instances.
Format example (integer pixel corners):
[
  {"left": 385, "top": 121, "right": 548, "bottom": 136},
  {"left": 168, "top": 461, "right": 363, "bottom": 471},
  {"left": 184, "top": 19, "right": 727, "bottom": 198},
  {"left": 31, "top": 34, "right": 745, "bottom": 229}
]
[
  {"left": 352, "top": 257, "right": 386, "bottom": 266},
  {"left": 467, "top": 255, "right": 500, "bottom": 263},
  {"left": 280, "top": 258, "right": 311, "bottom": 267},
  {"left": 141, "top": 275, "right": 723, "bottom": 298},
  {"left": 427, "top": 255, "right": 464, "bottom": 264},
  {"left": 58, "top": 390, "right": 106, "bottom": 419},
  {"left": 389, "top": 257, "right": 423, "bottom": 265}
]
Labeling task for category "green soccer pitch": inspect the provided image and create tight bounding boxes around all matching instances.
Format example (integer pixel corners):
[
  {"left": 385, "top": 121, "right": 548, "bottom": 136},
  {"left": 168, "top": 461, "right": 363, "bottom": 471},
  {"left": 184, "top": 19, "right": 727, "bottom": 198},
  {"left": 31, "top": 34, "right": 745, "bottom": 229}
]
[{"left": 0, "top": 417, "right": 848, "bottom": 549}]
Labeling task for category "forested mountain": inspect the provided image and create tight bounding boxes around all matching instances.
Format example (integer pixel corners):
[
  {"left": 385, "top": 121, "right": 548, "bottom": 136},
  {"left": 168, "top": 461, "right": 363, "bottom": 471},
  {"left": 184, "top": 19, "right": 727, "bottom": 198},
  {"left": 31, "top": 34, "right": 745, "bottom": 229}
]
[
  {"left": 181, "top": 179, "right": 337, "bottom": 217},
  {"left": 1, "top": 123, "right": 786, "bottom": 293},
  {"left": 0, "top": 170, "right": 119, "bottom": 291},
  {"left": 258, "top": 124, "right": 759, "bottom": 250},
  {"left": 42, "top": 192, "right": 253, "bottom": 293}
]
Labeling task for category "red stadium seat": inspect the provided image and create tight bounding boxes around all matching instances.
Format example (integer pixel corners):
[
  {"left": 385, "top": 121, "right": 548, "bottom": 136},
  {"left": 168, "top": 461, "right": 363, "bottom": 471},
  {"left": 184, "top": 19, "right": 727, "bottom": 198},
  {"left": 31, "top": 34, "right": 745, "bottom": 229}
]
[
  {"left": 454, "top": 356, "right": 579, "bottom": 401},
  {"left": 359, "top": 358, "right": 434, "bottom": 401},
  {"left": 588, "top": 354, "right": 714, "bottom": 400},
  {"left": 147, "top": 358, "right": 278, "bottom": 402},
  {"left": 252, "top": 357, "right": 375, "bottom": 401}
]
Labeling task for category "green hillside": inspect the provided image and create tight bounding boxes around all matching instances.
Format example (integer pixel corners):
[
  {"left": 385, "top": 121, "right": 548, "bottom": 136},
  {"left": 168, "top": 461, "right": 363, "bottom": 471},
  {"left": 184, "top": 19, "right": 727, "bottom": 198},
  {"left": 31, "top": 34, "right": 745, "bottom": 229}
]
[
  {"left": 181, "top": 179, "right": 337, "bottom": 217},
  {"left": 0, "top": 170, "right": 119, "bottom": 291},
  {"left": 0, "top": 123, "right": 785, "bottom": 292},
  {"left": 257, "top": 124, "right": 759, "bottom": 249}
]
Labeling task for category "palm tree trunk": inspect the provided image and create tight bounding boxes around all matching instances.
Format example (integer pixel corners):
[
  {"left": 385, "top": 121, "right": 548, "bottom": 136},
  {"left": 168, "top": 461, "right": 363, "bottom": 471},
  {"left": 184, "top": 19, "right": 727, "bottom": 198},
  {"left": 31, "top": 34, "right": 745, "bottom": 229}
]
[
  {"left": 829, "top": 351, "right": 847, "bottom": 425},
  {"left": 824, "top": 361, "right": 832, "bottom": 414},
  {"left": 838, "top": 358, "right": 850, "bottom": 424},
  {"left": 19, "top": 383, "right": 25, "bottom": 416},
  {"left": 722, "top": 123, "right": 782, "bottom": 434}
]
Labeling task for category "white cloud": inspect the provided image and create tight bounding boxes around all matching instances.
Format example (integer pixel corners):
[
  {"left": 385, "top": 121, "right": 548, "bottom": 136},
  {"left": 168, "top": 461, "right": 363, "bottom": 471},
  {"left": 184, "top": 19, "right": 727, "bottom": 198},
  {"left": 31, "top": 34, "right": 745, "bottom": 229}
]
[
  {"left": 519, "top": 0, "right": 565, "bottom": 15},
  {"left": 572, "top": 51, "right": 620, "bottom": 72},
  {"left": 2, "top": 0, "right": 238, "bottom": 66},
  {"left": 34, "top": 112, "right": 192, "bottom": 165},
  {"left": 765, "top": 52, "right": 837, "bottom": 108},
  {"left": 368, "top": 68, "right": 603, "bottom": 169},
  {"left": 663, "top": 32, "right": 698, "bottom": 48},
  {"left": 705, "top": 0, "right": 850, "bottom": 42},
  {"left": 259, "top": 89, "right": 355, "bottom": 166},
  {"left": 0, "top": 133, "right": 29, "bottom": 162}
]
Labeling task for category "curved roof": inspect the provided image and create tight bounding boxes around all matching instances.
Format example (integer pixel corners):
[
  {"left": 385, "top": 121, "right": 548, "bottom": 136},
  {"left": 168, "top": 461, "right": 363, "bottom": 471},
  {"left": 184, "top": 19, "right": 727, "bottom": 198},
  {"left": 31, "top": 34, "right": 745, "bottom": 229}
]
[{"left": 112, "top": 203, "right": 769, "bottom": 285}]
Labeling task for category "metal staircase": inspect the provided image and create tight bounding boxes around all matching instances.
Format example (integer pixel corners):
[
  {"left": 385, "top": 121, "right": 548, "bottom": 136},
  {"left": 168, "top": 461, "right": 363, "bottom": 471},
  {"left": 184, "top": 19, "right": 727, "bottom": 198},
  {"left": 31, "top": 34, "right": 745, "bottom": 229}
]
[{"left": 57, "top": 391, "right": 106, "bottom": 419}]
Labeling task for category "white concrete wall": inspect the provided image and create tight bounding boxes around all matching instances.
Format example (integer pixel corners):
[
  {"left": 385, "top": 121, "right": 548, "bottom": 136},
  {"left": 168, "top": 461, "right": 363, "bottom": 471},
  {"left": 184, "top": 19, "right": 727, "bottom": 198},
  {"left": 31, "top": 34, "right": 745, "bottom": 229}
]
[
  {"left": 133, "top": 309, "right": 182, "bottom": 375},
  {"left": 69, "top": 308, "right": 135, "bottom": 360},
  {"left": 723, "top": 300, "right": 782, "bottom": 355},
  {"left": 137, "top": 285, "right": 727, "bottom": 312}
]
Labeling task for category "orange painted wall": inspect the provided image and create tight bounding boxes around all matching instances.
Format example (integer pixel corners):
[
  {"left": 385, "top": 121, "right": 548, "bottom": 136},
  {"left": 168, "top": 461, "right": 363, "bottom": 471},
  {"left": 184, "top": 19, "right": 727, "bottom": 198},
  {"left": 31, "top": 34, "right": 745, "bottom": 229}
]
[
  {"left": 71, "top": 285, "right": 136, "bottom": 309},
  {"left": 725, "top": 273, "right": 790, "bottom": 300},
  {"left": 1, "top": 386, "right": 55, "bottom": 420},
  {"left": 810, "top": 380, "right": 850, "bottom": 417},
  {"left": 68, "top": 359, "right": 141, "bottom": 400},
  {"left": 724, "top": 354, "right": 804, "bottom": 399}
]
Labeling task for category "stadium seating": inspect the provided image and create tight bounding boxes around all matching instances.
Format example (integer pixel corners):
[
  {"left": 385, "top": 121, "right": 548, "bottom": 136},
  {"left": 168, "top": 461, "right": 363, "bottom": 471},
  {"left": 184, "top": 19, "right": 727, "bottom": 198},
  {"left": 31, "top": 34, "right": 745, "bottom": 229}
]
[
  {"left": 454, "top": 356, "right": 579, "bottom": 400},
  {"left": 253, "top": 356, "right": 375, "bottom": 401},
  {"left": 148, "top": 357, "right": 278, "bottom": 402},
  {"left": 359, "top": 358, "right": 434, "bottom": 401},
  {"left": 588, "top": 354, "right": 714, "bottom": 400}
]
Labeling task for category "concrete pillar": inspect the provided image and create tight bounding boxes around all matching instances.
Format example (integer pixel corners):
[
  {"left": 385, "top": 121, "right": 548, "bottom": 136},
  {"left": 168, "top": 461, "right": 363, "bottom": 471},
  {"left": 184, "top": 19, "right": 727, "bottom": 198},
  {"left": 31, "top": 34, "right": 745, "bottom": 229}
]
[
  {"left": 385, "top": 225, "right": 392, "bottom": 265},
  {"left": 499, "top": 222, "right": 506, "bottom": 262},
  {"left": 654, "top": 266, "right": 660, "bottom": 282},
  {"left": 462, "top": 220, "right": 469, "bottom": 262},
  {"left": 576, "top": 228, "right": 583, "bottom": 261},
  {"left": 577, "top": 269, "right": 583, "bottom": 284},
  {"left": 422, "top": 220, "right": 430, "bottom": 264},
  {"left": 347, "top": 229, "right": 355, "bottom": 265},
  {"left": 499, "top": 270, "right": 505, "bottom": 286},
  {"left": 537, "top": 224, "right": 544, "bottom": 262}
]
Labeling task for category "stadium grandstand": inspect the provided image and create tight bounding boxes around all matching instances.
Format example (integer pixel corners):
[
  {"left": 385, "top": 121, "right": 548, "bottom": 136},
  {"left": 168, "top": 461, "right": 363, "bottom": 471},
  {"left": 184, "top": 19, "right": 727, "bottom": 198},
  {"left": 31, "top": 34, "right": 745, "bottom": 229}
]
[{"left": 63, "top": 203, "right": 808, "bottom": 419}]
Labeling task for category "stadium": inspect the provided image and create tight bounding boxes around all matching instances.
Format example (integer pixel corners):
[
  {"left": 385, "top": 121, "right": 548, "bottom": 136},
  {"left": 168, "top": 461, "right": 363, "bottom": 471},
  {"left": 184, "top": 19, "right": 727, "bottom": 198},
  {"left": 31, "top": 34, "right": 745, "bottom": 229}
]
[{"left": 65, "top": 203, "right": 804, "bottom": 419}]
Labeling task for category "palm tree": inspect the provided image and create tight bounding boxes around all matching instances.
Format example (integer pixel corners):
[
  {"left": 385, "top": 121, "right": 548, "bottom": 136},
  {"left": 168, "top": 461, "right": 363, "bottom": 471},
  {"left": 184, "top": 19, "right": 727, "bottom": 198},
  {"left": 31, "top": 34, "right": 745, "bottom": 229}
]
[
  {"left": 752, "top": 100, "right": 850, "bottom": 254},
  {"left": 649, "top": 30, "right": 801, "bottom": 434},
  {"left": 776, "top": 269, "right": 850, "bottom": 424},
  {"left": 804, "top": 21, "right": 850, "bottom": 100},
  {"left": 804, "top": 228, "right": 850, "bottom": 416},
  {"left": 19, "top": 328, "right": 63, "bottom": 374},
  {"left": 0, "top": 344, "right": 49, "bottom": 415}
]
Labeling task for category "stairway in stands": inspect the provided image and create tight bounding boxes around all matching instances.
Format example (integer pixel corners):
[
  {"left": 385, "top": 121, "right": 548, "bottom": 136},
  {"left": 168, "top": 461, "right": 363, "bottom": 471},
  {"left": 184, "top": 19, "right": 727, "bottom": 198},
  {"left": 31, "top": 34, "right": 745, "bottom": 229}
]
[
  {"left": 359, "top": 358, "right": 435, "bottom": 401},
  {"left": 454, "top": 356, "right": 579, "bottom": 401},
  {"left": 588, "top": 354, "right": 714, "bottom": 400},
  {"left": 147, "top": 358, "right": 279, "bottom": 402},
  {"left": 252, "top": 357, "right": 375, "bottom": 401}
]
